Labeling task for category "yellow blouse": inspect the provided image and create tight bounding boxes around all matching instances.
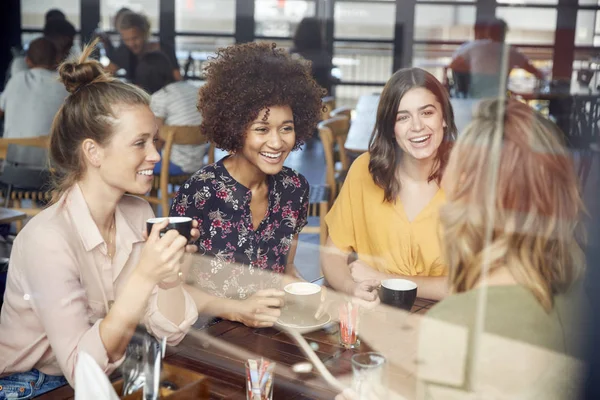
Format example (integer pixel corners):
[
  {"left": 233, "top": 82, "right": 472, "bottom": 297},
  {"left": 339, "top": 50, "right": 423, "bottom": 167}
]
[{"left": 325, "top": 153, "right": 447, "bottom": 277}]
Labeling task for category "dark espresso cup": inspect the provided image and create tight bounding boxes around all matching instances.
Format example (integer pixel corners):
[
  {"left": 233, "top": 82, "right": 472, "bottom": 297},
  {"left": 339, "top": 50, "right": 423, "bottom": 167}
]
[
  {"left": 379, "top": 279, "right": 417, "bottom": 311},
  {"left": 146, "top": 217, "right": 193, "bottom": 240}
]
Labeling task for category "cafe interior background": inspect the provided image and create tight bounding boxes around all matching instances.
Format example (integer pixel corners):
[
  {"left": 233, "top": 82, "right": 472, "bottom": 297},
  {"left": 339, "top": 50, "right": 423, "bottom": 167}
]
[{"left": 1, "top": 0, "right": 600, "bottom": 398}]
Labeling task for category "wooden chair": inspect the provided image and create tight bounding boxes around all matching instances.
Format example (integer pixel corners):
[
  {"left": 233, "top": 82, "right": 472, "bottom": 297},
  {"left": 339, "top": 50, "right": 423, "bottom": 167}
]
[
  {"left": 318, "top": 117, "right": 351, "bottom": 205},
  {"left": 300, "top": 184, "right": 329, "bottom": 246},
  {"left": 321, "top": 96, "right": 336, "bottom": 121},
  {"left": 0, "top": 136, "right": 51, "bottom": 232},
  {"left": 144, "top": 126, "right": 210, "bottom": 216},
  {"left": 330, "top": 106, "right": 353, "bottom": 123}
]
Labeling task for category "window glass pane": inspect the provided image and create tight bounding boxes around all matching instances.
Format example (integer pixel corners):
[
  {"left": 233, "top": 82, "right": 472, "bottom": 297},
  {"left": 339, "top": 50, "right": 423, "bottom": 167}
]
[
  {"left": 100, "top": 0, "right": 159, "bottom": 32},
  {"left": 576, "top": 10, "right": 596, "bottom": 46},
  {"left": 496, "top": 7, "right": 557, "bottom": 45},
  {"left": 334, "top": 2, "right": 395, "bottom": 40},
  {"left": 498, "top": 0, "right": 557, "bottom": 4},
  {"left": 255, "top": 39, "right": 294, "bottom": 50},
  {"left": 335, "top": 85, "right": 385, "bottom": 108},
  {"left": 412, "top": 43, "right": 460, "bottom": 82},
  {"left": 21, "top": 32, "right": 82, "bottom": 51},
  {"left": 21, "top": 0, "right": 80, "bottom": 29},
  {"left": 579, "top": 0, "right": 600, "bottom": 5},
  {"left": 175, "top": 36, "right": 235, "bottom": 80},
  {"left": 414, "top": 5, "right": 476, "bottom": 42},
  {"left": 334, "top": 42, "right": 392, "bottom": 83},
  {"left": 176, "top": 0, "right": 235, "bottom": 33},
  {"left": 255, "top": 0, "right": 316, "bottom": 37}
]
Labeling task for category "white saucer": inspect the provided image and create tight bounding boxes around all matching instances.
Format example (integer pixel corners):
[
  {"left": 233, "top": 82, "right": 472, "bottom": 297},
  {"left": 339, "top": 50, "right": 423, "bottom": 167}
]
[{"left": 276, "top": 313, "right": 332, "bottom": 331}]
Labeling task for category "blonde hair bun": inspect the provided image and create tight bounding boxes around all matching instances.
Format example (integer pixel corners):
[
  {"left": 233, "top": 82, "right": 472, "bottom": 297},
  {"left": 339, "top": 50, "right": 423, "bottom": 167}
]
[{"left": 58, "top": 38, "right": 114, "bottom": 94}]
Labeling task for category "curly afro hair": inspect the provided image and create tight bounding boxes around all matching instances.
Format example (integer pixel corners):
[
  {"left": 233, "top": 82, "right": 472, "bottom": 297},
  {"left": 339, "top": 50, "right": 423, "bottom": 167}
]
[{"left": 198, "top": 42, "right": 326, "bottom": 152}]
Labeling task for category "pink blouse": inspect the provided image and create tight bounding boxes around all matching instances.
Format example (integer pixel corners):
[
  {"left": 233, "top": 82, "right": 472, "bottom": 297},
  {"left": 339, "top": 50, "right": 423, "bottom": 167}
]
[{"left": 0, "top": 185, "right": 198, "bottom": 386}]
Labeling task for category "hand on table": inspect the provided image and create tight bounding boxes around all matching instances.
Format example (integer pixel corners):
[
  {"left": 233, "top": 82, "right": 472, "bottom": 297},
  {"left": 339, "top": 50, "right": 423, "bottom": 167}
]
[{"left": 233, "top": 289, "right": 285, "bottom": 328}]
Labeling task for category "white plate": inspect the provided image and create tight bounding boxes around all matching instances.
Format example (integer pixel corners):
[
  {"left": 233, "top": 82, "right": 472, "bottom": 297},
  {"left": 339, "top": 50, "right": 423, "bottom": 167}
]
[{"left": 276, "top": 313, "right": 332, "bottom": 332}]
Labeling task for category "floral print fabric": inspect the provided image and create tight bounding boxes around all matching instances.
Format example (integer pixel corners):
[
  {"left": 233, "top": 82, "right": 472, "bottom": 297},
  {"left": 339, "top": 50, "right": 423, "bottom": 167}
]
[{"left": 170, "top": 157, "right": 309, "bottom": 299}]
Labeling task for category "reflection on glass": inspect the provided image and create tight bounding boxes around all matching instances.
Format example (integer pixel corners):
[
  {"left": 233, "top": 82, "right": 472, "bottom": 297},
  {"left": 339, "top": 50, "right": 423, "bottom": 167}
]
[
  {"left": 176, "top": 0, "right": 235, "bottom": 33},
  {"left": 335, "top": 85, "right": 385, "bottom": 109},
  {"left": 334, "top": 2, "right": 395, "bottom": 39},
  {"left": 100, "top": 0, "right": 159, "bottom": 32},
  {"left": 255, "top": 0, "right": 315, "bottom": 37},
  {"left": 21, "top": 0, "right": 80, "bottom": 28},
  {"left": 496, "top": 7, "right": 557, "bottom": 45},
  {"left": 333, "top": 42, "right": 393, "bottom": 84},
  {"left": 414, "top": 5, "right": 476, "bottom": 42},
  {"left": 175, "top": 36, "right": 235, "bottom": 80}
]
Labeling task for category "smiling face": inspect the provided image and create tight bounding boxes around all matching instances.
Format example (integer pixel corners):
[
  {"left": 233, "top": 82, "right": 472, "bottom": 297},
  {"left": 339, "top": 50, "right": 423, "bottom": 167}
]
[
  {"left": 238, "top": 105, "right": 296, "bottom": 176},
  {"left": 394, "top": 87, "right": 446, "bottom": 161},
  {"left": 95, "top": 104, "right": 160, "bottom": 195}
]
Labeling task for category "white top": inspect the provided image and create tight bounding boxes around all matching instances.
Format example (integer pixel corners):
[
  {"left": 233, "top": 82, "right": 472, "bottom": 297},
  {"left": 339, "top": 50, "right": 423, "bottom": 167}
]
[
  {"left": 150, "top": 81, "right": 208, "bottom": 173},
  {"left": 0, "top": 68, "right": 67, "bottom": 139},
  {"left": 452, "top": 40, "right": 531, "bottom": 98},
  {"left": 344, "top": 94, "right": 380, "bottom": 153}
]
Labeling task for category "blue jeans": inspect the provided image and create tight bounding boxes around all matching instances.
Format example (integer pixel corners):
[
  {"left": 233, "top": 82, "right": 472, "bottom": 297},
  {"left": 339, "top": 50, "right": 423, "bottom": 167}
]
[{"left": 0, "top": 370, "right": 67, "bottom": 399}]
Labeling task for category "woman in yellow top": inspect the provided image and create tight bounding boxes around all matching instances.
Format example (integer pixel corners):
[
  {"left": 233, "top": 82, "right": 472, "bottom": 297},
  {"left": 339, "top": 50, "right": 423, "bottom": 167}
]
[{"left": 323, "top": 67, "right": 457, "bottom": 301}]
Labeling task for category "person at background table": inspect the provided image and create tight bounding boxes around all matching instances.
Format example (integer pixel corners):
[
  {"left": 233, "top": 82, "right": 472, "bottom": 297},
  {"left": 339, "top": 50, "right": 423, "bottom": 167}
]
[
  {"left": 105, "top": 11, "right": 180, "bottom": 82},
  {"left": 290, "top": 17, "right": 338, "bottom": 96},
  {"left": 322, "top": 67, "right": 457, "bottom": 302},
  {"left": 134, "top": 51, "right": 208, "bottom": 175},
  {"left": 7, "top": 18, "right": 76, "bottom": 80},
  {"left": 94, "top": 7, "right": 132, "bottom": 62},
  {"left": 0, "top": 37, "right": 67, "bottom": 163},
  {"left": 449, "top": 17, "right": 544, "bottom": 98},
  {"left": 0, "top": 40, "right": 198, "bottom": 395},
  {"left": 170, "top": 42, "right": 324, "bottom": 328}
]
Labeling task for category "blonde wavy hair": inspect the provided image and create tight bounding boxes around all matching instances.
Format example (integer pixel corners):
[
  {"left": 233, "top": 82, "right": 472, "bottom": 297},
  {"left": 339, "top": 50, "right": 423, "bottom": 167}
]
[{"left": 441, "top": 99, "right": 586, "bottom": 311}]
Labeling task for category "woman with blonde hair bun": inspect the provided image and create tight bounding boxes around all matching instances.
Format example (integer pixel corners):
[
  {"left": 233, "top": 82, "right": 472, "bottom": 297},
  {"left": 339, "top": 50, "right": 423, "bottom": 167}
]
[{"left": 0, "top": 40, "right": 199, "bottom": 396}]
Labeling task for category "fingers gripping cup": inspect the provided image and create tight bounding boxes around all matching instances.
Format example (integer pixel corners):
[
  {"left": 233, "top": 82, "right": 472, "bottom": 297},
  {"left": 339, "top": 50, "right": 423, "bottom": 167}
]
[{"left": 146, "top": 217, "right": 193, "bottom": 240}]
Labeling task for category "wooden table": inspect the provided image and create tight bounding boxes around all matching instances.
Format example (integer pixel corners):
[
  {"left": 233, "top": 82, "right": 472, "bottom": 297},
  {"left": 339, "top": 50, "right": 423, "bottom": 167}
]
[
  {"left": 38, "top": 298, "right": 436, "bottom": 400},
  {"left": 0, "top": 207, "right": 26, "bottom": 225}
]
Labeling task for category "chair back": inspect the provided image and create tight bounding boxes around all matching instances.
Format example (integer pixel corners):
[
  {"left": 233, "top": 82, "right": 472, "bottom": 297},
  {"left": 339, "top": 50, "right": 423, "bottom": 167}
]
[
  {"left": 146, "top": 125, "right": 210, "bottom": 216},
  {"left": 321, "top": 96, "right": 336, "bottom": 121},
  {"left": 0, "top": 135, "right": 50, "bottom": 163},
  {"left": 318, "top": 116, "right": 350, "bottom": 204},
  {"left": 330, "top": 107, "right": 353, "bottom": 124}
]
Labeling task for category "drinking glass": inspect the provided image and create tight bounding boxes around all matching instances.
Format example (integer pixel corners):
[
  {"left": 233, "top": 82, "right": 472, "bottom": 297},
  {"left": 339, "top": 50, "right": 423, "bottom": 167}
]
[
  {"left": 339, "top": 301, "right": 360, "bottom": 349},
  {"left": 245, "top": 361, "right": 274, "bottom": 400},
  {"left": 351, "top": 352, "right": 387, "bottom": 399}
]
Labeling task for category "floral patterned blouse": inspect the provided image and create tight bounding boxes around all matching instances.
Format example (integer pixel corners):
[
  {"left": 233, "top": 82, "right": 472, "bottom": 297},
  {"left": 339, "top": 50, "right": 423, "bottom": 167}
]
[{"left": 170, "top": 157, "right": 309, "bottom": 299}]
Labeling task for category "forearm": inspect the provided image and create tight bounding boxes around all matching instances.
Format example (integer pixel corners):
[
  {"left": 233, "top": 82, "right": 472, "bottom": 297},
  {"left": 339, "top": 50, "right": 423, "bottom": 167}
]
[
  {"left": 100, "top": 271, "right": 156, "bottom": 362},
  {"left": 321, "top": 238, "right": 355, "bottom": 295},
  {"left": 156, "top": 285, "right": 187, "bottom": 325},
  {"left": 183, "top": 283, "right": 240, "bottom": 321}
]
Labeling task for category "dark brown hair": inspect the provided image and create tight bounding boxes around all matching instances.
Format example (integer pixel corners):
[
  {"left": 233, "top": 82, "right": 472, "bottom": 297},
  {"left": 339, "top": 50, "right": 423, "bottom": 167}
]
[
  {"left": 197, "top": 42, "right": 325, "bottom": 152},
  {"left": 49, "top": 39, "right": 149, "bottom": 201},
  {"left": 26, "top": 37, "right": 57, "bottom": 68},
  {"left": 368, "top": 67, "right": 457, "bottom": 202}
]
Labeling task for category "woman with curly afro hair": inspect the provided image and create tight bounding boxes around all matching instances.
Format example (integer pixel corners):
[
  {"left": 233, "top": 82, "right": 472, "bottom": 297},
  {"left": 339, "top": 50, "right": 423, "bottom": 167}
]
[{"left": 170, "top": 42, "right": 325, "bottom": 328}]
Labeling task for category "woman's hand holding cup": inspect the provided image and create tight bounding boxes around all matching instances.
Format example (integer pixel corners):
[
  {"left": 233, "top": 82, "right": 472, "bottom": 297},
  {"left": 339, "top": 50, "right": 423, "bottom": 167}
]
[{"left": 136, "top": 219, "right": 188, "bottom": 287}]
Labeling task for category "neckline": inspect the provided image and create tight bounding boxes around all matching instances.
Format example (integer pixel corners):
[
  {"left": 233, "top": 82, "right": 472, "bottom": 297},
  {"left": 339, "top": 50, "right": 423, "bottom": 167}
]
[
  {"left": 217, "top": 156, "right": 275, "bottom": 232},
  {"left": 394, "top": 188, "right": 443, "bottom": 224}
]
